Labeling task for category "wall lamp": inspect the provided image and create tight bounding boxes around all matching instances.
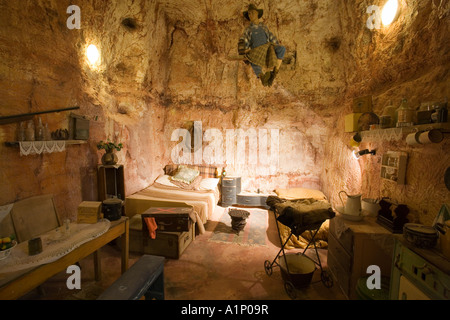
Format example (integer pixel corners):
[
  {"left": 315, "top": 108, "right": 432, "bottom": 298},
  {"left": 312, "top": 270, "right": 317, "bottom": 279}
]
[
  {"left": 382, "top": 0, "right": 399, "bottom": 26},
  {"left": 352, "top": 149, "right": 376, "bottom": 160},
  {"left": 86, "top": 44, "right": 101, "bottom": 67}
]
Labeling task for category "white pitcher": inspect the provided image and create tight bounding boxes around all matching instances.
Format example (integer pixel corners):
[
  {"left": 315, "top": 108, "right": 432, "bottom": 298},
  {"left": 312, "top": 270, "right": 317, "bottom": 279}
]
[{"left": 339, "top": 191, "right": 362, "bottom": 216}]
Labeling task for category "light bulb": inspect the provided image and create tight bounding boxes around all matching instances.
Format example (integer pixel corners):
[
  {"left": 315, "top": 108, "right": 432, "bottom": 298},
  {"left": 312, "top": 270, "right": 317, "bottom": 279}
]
[
  {"left": 353, "top": 149, "right": 376, "bottom": 160},
  {"left": 382, "top": 0, "right": 399, "bottom": 26},
  {"left": 86, "top": 44, "right": 100, "bottom": 65}
]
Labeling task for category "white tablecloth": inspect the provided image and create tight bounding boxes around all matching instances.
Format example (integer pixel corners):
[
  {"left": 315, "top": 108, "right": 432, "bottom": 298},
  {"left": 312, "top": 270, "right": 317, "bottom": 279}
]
[{"left": 0, "top": 219, "right": 110, "bottom": 274}]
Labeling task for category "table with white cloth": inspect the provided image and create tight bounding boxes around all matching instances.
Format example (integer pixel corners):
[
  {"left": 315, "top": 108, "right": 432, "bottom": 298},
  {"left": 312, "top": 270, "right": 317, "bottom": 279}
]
[{"left": 0, "top": 217, "right": 129, "bottom": 300}]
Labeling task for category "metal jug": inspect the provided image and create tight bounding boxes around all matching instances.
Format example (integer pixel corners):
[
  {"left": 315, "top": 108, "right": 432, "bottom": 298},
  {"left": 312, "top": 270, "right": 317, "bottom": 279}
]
[{"left": 338, "top": 191, "right": 362, "bottom": 216}]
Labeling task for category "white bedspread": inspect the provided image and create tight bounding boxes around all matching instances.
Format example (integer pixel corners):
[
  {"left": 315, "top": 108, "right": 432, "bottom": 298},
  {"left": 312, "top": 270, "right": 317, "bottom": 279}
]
[{"left": 125, "top": 183, "right": 219, "bottom": 234}]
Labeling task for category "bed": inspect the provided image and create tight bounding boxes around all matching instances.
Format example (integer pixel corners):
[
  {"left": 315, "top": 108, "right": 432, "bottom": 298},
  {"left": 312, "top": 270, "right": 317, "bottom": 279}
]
[
  {"left": 266, "top": 187, "right": 334, "bottom": 250},
  {"left": 125, "top": 164, "right": 221, "bottom": 234}
]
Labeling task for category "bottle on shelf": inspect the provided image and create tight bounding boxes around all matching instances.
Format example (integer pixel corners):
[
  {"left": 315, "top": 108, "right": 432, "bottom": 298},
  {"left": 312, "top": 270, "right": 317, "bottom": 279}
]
[
  {"left": 437, "top": 98, "right": 448, "bottom": 123},
  {"left": 35, "top": 117, "right": 44, "bottom": 141},
  {"left": 43, "top": 123, "right": 51, "bottom": 140},
  {"left": 17, "top": 122, "right": 26, "bottom": 141},
  {"left": 25, "top": 120, "right": 35, "bottom": 141},
  {"left": 396, "top": 98, "right": 414, "bottom": 127},
  {"left": 381, "top": 100, "right": 396, "bottom": 128}
]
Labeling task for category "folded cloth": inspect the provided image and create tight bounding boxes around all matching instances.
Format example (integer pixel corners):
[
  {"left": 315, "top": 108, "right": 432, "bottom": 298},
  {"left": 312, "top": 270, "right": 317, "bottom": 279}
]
[
  {"left": 266, "top": 196, "right": 335, "bottom": 236},
  {"left": 144, "top": 217, "right": 158, "bottom": 239}
]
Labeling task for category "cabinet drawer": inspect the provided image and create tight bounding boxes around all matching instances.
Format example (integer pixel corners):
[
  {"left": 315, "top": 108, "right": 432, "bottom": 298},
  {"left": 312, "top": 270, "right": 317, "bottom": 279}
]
[
  {"left": 329, "top": 217, "right": 353, "bottom": 255},
  {"left": 222, "top": 187, "right": 236, "bottom": 196},
  {"left": 328, "top": 232, "right": 352, "bottom": 272},
  {"left": 222, "top": 195, "right": 236, "bottom": 205},
  {"left": 259, "top": 196, "right": 269, "bottom": 206},
  {"left": 327, "top": 250, "right": 350, "bottom": 297},
  {"left": 222, "top": 178, "right": 237, "bottom": 187},
  {"left": 236, "top": 194, "right": 261, "bottom": 206}
]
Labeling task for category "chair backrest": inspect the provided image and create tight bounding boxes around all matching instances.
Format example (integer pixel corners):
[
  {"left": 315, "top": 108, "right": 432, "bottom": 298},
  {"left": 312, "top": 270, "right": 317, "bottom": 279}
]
[
  {"left": 0, "top": 205, "right": 15, "bottom": 241},
  {"left": 10, "top": 194, "right": 61, "bottom": 242}
]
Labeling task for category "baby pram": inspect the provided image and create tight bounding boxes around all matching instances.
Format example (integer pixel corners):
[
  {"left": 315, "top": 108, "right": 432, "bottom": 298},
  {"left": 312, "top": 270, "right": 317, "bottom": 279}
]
[{"left": 264, "top": 196, "right": 335, "bottom": 299}]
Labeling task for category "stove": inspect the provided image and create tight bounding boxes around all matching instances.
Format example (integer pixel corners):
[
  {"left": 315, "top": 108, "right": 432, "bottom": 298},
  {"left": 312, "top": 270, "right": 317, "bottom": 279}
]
[{"left": 390, "top": 236, "right": 450, "bottom": 300}]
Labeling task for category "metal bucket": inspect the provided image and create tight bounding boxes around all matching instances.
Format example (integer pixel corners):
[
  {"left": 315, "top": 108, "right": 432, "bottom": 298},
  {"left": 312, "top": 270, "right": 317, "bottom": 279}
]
[
  {"left": 356, "top": 276, "right": 390, "bottom": 300},
  {"left": 279, "top": 254, "right": 316, "bottom": 288}
]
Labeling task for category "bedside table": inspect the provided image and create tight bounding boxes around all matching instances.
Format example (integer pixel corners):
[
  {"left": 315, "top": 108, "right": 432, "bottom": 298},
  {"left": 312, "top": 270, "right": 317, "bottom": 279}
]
[
  {"left": 236, "top": 192, "right": 270, "bottom": 209},
  {"left": 221, "top": 176, "right": 241, "bottom": 207},
  {"left": 220, "top": 177, "right": 270, "bottom": 209}
]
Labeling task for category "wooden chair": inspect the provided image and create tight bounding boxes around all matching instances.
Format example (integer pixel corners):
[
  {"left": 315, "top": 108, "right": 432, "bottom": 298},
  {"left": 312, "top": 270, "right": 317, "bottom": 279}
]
[{"left": 3, "top": 194, "right": 61, "bottom": 243}]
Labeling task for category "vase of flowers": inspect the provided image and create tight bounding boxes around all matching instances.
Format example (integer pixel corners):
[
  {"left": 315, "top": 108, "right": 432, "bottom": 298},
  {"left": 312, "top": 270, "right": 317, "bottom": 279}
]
[{"left": 97, "top": 140, "right": 123, "bottom": 165}]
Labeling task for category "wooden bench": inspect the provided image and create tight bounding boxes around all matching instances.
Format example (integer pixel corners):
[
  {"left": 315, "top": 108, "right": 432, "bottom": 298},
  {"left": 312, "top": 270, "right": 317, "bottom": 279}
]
[{"left": 97, "top": 255, "right": 165, "bottom": 300}]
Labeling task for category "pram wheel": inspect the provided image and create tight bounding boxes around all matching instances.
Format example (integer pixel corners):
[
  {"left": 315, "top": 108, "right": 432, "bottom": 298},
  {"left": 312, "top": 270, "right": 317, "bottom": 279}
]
[
  {"left": 264, "top": 260, "right": 273, "bottom": 276},
  {"left": 284, "top": 281, "right": 297, "bottom": 299},
  {"left": 321, "top": 270, "right": 333, "bottom": 288}
]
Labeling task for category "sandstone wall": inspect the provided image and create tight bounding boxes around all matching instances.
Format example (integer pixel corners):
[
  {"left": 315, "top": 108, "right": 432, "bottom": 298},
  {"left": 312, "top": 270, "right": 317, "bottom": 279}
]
[
  {"left": 0, "top": 0, "right": 448, "bottom": 224},
  {"left": 0, "top": 0, "right": 166, "bottom": 219},
  {"left": 154, "top": 0, "right": 347, "bottom": 192},
  {"left": 322, "top": 0, "right": 450, "bottom": 224}
]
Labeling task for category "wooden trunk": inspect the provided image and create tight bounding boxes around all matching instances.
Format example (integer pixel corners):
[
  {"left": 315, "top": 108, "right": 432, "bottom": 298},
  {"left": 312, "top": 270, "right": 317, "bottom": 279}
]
[
  {"left": 128, "top": 214, "right": 195, "bottom": 259},
  {"left": 142, "top": 206, "right": 193, "bottom": 232}
]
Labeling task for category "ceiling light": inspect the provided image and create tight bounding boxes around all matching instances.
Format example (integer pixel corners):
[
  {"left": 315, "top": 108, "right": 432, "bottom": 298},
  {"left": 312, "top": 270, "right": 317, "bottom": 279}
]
[
  {"left": 86, "top": 44, "right": 100, "bottom": 66},
  {"left": 353, "top": 149, "right": 376, "bottom": 160},
  {"left": 382, "top": 0, "right": 399, "bottom": 26}
]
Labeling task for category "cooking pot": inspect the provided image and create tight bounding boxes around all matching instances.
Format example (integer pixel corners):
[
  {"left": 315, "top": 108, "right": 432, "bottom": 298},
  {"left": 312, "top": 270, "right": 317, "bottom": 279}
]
[
  {"left": 102, "top": 198, "right": 123, "bottom": 221},
  {"left": 403, "top": 223, "right": 438, "bottom": 249}
]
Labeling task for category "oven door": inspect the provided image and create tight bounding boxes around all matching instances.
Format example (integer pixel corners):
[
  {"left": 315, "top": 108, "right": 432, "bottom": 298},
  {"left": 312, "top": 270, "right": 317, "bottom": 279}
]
[{"left": 398, "top": 275, "right": 431, "bottom": 300}]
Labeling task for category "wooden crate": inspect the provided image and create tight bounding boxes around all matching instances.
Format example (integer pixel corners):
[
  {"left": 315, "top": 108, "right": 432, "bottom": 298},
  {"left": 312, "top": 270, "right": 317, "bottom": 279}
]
[{"left": 77, "top": 201, "right": 102, "bottom": 224}]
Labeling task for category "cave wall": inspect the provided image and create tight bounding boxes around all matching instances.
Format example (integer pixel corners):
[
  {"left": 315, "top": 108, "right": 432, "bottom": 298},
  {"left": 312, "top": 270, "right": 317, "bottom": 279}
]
[
  {"left": 0, "top": 0, "right": 90, "bottom": 219},
  {"left": 322, "top": 0, "right": 450, "bottom": 224},
  {"left": 156, "top": 0, "right": 346, "bottom": 192},
  {"left": 0, "top": 0, "right": 448, "bottom": 225},
  {"left": 0, "top": 0, "right": 168, "bottom": 220}
]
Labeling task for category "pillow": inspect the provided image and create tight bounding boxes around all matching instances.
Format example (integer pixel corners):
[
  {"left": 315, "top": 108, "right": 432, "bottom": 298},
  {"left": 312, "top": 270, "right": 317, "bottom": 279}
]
[
  {"left": 155, "top": 175, "right": 178, "bottom": 187},
  {"left": 170, "top": 175, "right": 203, "bottom": 190},
  {"left": 199, "top": 178, "right": 220, "bottom": 191},
  {"left": 275, "top": 188, "right": 327, "bottom": 200},
  {"left": 170, "top": 165, "right": 200, "bottom": 184}
]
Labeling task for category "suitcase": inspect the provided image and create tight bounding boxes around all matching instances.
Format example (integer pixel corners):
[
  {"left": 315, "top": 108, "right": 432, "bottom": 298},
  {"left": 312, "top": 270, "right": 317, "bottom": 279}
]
[{"left": 142, "top": 206, "right": 193, "bottom": 232}]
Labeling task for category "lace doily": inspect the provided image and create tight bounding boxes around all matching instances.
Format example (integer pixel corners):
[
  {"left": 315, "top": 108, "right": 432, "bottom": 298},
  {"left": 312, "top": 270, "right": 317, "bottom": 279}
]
[
  {"left": 0, "top": 219, "right": 110, "bottom": 273},
  {"left": 19, "top": 141, "right": 66, "bottom": 156},
  {"left": 360, "top": 128, "right": 404, "bottom": 142}
]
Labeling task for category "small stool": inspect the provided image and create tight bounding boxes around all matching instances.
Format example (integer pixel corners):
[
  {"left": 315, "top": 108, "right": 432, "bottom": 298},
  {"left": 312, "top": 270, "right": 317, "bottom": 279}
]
[
  {"left": 97, "top": 255, "right": 165, "bottom": 300},
  {"left": 228, "top": 209, "right": 250, "bottom": 234}
]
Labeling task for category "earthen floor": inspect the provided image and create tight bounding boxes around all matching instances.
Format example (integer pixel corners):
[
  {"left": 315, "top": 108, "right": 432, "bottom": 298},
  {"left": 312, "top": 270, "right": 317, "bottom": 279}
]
[{"left": 19, "top": 206, "right": 346, "bottom": 301}]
